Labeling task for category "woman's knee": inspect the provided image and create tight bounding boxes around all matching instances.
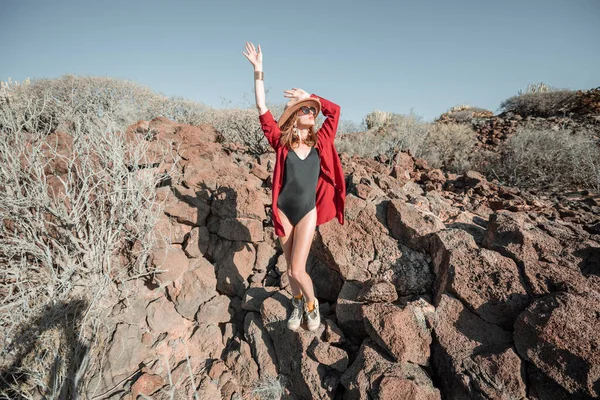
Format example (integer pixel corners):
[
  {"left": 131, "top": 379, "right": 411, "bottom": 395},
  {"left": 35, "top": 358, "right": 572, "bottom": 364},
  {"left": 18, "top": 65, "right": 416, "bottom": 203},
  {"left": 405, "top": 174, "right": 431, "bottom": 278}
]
[{"left": 288, "top": 267, "right": 306, "bottom": 280}]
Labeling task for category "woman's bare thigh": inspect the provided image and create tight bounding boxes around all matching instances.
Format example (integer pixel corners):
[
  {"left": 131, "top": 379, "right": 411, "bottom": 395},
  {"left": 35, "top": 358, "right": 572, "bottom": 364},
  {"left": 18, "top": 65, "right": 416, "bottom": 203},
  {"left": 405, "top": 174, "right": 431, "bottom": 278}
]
[
  {"left": 278, "top": 208, "right": 295, "bottom": 265},
  {"left": 290, "top": 207, "right": 317, "bottom": 274}
]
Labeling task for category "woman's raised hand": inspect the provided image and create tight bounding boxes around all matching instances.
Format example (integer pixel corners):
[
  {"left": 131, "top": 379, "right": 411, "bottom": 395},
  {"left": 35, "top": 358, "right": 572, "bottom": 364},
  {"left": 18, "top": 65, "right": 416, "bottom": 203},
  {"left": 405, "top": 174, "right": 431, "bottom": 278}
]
[
  {"left": 242, "top": 42, "right": 262, "bottom": 68},
  {"left": 284, "top": 88, "right": 310, "bottom": 101}
]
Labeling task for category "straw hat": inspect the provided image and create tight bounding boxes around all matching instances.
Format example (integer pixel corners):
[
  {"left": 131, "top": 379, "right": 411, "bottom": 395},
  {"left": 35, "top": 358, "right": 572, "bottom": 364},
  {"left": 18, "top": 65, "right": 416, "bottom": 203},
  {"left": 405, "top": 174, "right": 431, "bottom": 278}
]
[{"left": 277, "top": 97, "right": 322, "bottom": 129}]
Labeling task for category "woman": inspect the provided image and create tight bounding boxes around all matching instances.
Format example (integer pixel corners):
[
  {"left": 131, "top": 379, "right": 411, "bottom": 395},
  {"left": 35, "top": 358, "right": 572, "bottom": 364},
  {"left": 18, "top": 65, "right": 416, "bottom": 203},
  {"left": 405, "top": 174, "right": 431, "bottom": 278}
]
[{"left": 243, "top": 42, "right": 346, "bottom": 332}]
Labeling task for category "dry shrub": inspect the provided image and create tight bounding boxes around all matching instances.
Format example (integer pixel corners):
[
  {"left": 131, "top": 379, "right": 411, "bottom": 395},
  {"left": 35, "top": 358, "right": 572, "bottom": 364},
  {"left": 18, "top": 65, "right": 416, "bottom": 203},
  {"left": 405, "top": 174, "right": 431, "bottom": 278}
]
[
  {"left": 204, "top": 107, "right": 265, "bottom": 148},
  {"left": 197, "top": 107, "right": 275, "bottom": 153},
  {"left": 0, "top": 74, "right": 298, "bottom": 156},
  {"left": 423, "top": 122, "right": 478, "bottom": 172},
  {"left": 337, "top": 118, "right": 364, "bottom": 135},
  {"left": 448, "top": 108, "right": 490, "bottom": 122},
  {"left": 337, "top": 111, "right": 477, "bottom": 173},
  {"left": 500, "top": 90, "right": 578, "bottom": 117},
  {"left": 194, "top": 102, "right": 358, "bottom": 154},
  {"left": 0, "top": 76, "right": 178, "bottom": 398},
  {"left": 153, "top": 95, "right": 212, "bottom": 126},
  {"left": 192, "top": 102, "right": 289, "bottom": 154},
  {"left": 479, "top": 126, "right": 600, "bottom": 191},
  {"left": 336, "top": 111, "right": 428, "bottom": 163},
  {"left": 0, "top": 75, "right": 214, "bottom": 135}
]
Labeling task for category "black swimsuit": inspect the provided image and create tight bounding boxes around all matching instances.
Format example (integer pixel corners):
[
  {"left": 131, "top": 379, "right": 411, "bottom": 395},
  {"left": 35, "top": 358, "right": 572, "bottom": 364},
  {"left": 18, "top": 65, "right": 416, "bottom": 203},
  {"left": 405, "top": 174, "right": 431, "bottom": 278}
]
[{"left": 277, "top": 146, "right": 321, "bottom": 225}]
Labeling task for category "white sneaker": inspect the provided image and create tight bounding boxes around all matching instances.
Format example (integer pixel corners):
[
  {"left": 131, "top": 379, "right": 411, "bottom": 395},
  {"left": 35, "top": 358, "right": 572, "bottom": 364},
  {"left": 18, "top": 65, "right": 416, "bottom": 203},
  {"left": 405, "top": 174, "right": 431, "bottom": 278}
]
[
  {"left": 287, "top": 296, "right": 304, "bottom": 331},
  {"left": 304, "top": 297, "right": 320, "bottom": 332}
]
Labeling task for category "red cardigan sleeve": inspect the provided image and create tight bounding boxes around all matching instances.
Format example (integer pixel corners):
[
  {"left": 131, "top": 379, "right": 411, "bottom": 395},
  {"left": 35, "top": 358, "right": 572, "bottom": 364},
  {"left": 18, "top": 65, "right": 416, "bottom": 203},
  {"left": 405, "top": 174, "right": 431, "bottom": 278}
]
[
  {"left": 259, "top": 110, "right": 281, "bottom": 150},
  {"left": 311, "top": 93, "right": 340, "bottom": 142}
]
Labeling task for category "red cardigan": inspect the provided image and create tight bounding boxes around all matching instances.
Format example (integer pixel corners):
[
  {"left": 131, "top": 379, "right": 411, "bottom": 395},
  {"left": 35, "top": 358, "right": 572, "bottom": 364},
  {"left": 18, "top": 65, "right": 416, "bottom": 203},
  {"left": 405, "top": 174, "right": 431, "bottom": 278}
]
[{"left": 259, "top": 93, "right": 346, "bottom": 237}]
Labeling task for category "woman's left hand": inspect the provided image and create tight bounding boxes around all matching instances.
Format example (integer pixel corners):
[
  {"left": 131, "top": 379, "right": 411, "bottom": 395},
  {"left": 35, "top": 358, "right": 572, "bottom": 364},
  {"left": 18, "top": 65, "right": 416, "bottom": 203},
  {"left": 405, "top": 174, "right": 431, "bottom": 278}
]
[{"left": 284, "top": 88, "right": 310, "bottom": 101}]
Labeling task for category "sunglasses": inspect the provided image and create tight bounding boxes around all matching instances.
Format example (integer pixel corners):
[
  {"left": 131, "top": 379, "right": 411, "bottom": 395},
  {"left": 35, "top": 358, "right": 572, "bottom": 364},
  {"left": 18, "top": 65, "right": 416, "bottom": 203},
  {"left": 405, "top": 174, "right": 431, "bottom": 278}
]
[{"left": 299, "top": 106, "right": 317, "bottom": 116}]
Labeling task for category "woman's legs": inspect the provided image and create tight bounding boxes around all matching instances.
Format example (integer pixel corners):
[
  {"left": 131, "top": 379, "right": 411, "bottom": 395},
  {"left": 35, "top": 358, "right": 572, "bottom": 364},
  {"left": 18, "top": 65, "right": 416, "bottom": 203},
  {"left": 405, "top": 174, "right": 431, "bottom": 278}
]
[
  {"left": 278, "top": 209, "right": 302, "bottom": 297},
  {"left": 288, "top": 207, "right": 318, "bottom": 305}
]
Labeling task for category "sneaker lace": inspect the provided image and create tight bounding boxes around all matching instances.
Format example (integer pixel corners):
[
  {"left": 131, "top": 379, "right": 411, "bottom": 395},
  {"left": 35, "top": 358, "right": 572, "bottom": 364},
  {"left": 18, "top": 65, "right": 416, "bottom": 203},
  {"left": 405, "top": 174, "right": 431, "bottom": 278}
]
[
  {"left": 291, "top": 300, "right": 302, "bottom": 319},
  {"left": 291, "top": 307, "right": 301, "bottom": 319}
]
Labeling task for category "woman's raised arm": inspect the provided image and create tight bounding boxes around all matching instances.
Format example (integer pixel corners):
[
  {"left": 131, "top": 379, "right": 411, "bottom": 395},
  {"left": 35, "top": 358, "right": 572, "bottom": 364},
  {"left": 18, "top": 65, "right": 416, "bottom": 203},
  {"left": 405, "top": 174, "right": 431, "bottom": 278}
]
[
  {"left": 311, "top": 94, "right": 340, "bottom": 142},
  {"left": 242, "top": 42, "right": 268, "bottom": 115},
  {"left": 243, "top": 42, "right": 281, "bottom": 150}
]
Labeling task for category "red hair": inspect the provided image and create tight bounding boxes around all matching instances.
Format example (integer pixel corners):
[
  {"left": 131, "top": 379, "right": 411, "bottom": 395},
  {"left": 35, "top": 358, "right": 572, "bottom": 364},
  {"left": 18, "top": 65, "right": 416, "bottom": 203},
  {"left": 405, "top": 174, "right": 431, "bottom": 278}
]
[{"left": 279, "top": 114, "right": 317, "bottom": 149}]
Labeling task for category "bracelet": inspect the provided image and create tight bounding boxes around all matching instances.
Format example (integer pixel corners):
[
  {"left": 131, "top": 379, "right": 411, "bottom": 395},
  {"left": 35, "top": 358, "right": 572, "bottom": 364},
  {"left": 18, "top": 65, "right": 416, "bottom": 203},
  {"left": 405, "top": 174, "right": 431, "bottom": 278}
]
[{"left": 254, "top": 71, "right": 263, "bottom": 80}]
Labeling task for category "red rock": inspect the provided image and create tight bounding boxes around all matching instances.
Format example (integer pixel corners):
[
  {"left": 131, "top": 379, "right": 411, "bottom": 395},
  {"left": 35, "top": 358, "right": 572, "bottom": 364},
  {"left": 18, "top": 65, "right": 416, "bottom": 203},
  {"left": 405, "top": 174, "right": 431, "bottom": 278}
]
[
  {"left": 169, "top": 256, "right": 218, "bottom": 319},
  {"left": 149, "top": 246, "right": 190, "bottom": 286},
  {"left": 243, "top": 311, "right": 279, "bottom": 379},
  {"left": 363, "top": 302, "right": 432, "bottom": 365},
  {"left": 145, "top": 296, "right": 187, "bottom": 333},
  {"left": 514, "top": 291, "right": 600, "bottom": 397},
  {"left": 340, "top": 338, "right": 440, "bottom": 400},
  {"left": 429, "top": 228, "right": 530, "bottom": 329},
  {"left": 387, "top": 199, "right": 445, "bottom": 251},
  {"left": 432, "top": 294, "right": 515, "bottom": 399},
  {"left": 131, "top": 373, "right": 164, "bottom": 397},
  {"left": 393, "top": 151, "right": 415, "bottom": 172}
]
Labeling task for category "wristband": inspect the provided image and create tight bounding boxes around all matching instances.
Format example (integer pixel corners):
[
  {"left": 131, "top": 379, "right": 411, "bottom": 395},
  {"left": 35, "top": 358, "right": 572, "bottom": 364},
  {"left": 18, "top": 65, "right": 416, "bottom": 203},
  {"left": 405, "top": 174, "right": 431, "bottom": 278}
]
[{"left": 254, "top": 71, "right": 263, "bottom": 80}]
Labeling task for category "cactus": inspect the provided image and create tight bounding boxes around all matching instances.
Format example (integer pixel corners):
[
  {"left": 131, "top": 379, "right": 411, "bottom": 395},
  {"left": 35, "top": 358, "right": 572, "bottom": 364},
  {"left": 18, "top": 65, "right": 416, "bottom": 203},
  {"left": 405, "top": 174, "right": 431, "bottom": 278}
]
[
  {"left": 364, "top": 110, "right": 392, "bottom": 130},
  {"left": 517, "top": 82, "right": 555, "bottom": 95}
]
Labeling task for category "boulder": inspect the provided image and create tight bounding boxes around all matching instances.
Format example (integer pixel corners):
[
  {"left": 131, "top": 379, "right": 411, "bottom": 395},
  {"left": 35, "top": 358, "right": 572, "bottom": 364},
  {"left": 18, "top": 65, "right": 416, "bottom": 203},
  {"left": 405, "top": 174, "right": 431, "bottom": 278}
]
[{"left": 514, "top": 291, "right": 600, "bottom": 398}]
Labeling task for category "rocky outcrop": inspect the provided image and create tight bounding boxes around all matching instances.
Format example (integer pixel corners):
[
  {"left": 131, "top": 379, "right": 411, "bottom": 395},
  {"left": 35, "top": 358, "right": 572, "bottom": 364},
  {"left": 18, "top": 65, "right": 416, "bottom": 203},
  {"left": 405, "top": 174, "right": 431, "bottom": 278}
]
[
  {"left": 81, "top": 116, "right": 600, "bottom": 399},
  {"left": 438, "top": 87, "right": 600, "bottom": 151}
]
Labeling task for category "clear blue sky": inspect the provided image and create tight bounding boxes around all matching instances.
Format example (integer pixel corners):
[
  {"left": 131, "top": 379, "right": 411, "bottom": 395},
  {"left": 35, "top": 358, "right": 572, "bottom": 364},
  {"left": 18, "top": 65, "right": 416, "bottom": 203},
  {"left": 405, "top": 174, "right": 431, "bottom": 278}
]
[{"left": 1, "top": 0, "right": 598, "bottom": 124}]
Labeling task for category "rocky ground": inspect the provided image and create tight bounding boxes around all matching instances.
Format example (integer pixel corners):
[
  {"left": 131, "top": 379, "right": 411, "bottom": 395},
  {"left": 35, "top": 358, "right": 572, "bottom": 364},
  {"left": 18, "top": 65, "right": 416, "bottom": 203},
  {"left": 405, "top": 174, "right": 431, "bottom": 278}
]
[{"left": 85, "top": 116, "right": 600, "bottom": 399}]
